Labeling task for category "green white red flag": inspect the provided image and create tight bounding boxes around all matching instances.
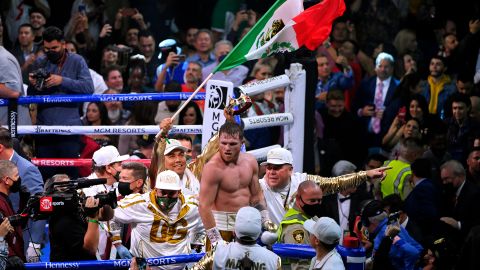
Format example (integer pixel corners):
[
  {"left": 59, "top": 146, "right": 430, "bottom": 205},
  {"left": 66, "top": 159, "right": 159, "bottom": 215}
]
[{"left": 214, "top": 0, "right": 346, "bottom": 72}]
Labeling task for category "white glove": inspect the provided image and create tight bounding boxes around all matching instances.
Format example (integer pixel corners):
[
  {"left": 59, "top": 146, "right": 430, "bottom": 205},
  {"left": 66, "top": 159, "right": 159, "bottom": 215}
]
[
  {"left": 260, "top": 231, "right": 278, "bottom": 245},
  {"left": 206, "top": 227, "right": 225, "bottom": 247},
  {"left": 26, "top": 242, "right": 41, "bottom": 262}
]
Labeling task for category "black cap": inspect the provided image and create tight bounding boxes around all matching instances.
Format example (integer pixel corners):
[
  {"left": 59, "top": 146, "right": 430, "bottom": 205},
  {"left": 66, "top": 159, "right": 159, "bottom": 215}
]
[
  {"left": 137, "top": 134, "right": 155, "bottom": 147},
  {"left": 361, "top": 200, "right": 384, "bottom": 219}
]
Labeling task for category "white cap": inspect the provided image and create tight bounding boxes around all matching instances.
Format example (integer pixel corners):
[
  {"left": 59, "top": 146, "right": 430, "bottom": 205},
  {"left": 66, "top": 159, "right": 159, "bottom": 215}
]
[
  {"left": 92, "top": 145, "right": 129, "bottom": 166},
  {"left": 155, "top": 170, "right": 181, "bottom": 190},
  {"left": 235, "top": 207, "right": 262, "bottom": 240},
  {"left": 157, "top": 38, "right": 182, "bottom": 60},
  {"left": 164, "top": 139, "right": 188, "bottom": 155},
  {"left": 331, "top": 160, "right": 357, "bottom": 177},
  {"left": 260, "top": 148, "right": 293, "bottom": 166},
  {"left": 303, "top": 217, "right": 341, "bottom": 245}
]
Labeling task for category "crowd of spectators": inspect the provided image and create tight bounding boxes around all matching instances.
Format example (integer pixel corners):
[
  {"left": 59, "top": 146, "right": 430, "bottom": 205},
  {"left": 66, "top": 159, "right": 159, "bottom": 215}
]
[{"left": 0, "top": 0, "right": 480, "bottom": 269}]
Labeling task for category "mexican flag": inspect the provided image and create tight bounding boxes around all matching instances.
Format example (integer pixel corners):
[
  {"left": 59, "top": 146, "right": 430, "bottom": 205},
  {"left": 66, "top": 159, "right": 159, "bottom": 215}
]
[{"left": 213, "top": 0, "right": 346, "bottom": 72}]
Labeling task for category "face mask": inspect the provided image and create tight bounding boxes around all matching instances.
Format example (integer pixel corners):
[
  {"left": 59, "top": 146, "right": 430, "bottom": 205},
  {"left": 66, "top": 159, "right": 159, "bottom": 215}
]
[
  {"left": 300, "top": 196, "right": 323, "bottom": 217},
  {"left": 443, "top": 183, "right": 456, "bottom": 195},
  {"left": 9, "top": 177, "right": 22, "bottom": 193},
  {"left": 109, "top": 169, "right": 120, "bottom": 181},
  {"left": 46, "top": 50, "right": 63, "bottom": 63},
  {"left": 218, "top": 54, "right": 227, "bottom": 62},
  {"left": 156, "top": 197, "right": 177, "bottom": 212},
  {"left": 118, "top": 182, "right": 133, "bottom": 196},
  {"left": 114, "top": 170, "right": 120, "bottom": 181}
]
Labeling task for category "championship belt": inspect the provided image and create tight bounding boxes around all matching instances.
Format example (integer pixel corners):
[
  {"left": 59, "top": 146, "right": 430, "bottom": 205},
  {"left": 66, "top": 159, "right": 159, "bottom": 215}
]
[{"left": 225, "top": 93, "right": 252, "bottom": 115}]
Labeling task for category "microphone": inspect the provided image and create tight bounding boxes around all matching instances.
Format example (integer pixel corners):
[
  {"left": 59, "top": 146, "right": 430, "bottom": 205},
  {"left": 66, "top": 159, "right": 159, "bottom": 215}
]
[
  {"left": 74, "top": 178, "right": 107, "bottom": 189},
  {"left": 53, "top": 178, "right": 107, "bottom": 189}
]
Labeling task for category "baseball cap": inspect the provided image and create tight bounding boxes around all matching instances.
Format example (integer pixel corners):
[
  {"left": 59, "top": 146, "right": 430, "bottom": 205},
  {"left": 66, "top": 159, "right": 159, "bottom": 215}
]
[
  {"left": 303, "top": 217, "right": 341, "bottom": 245},
  {"left": 164, "top": 139, "right": 188, "bottom": 155},
  {"left": 331, "top": 160, "right": 357, "bottom": 177},
  {"left": 155, "top": 170, "right": 181, "bottom": 190},
  {"left": 235, "top": 207, "right": 262, "bottom": 240},
  {"left": 361, "top": 200, "right": 384, "bottom": 219},
  {"left": 93, "top": 145, "right": 129, "bottom": 166},
  {"left": 137, "top": 134, "right": 155, "bottom": 148},
  {"left": 260, "top": 148, "right": 293, "bottom": 166}
]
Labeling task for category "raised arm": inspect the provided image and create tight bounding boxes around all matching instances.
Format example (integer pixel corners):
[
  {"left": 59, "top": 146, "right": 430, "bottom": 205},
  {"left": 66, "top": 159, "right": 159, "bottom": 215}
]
[
  {"left": 148, "top": 118, "right": 172, "bottom": 187},
  {"left": 307, "top": 167, "right": 390, "bottom": 195}
]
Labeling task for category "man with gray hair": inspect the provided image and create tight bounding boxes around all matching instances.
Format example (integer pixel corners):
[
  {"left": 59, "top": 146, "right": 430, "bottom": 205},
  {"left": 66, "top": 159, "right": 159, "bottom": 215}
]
[
  {"left": 0, "top": 160, "right": 24, "bottom": 261},
  {"left": 439, "top": 160, "right": 480, "bottom": 248},
  {"left": 202, "top": 40, "right": 248, "bottom": 86},
  {"left": 321, "top": 160, "right": 364, "bottom": 237},
  {"left": 354, "top": 52, "right": 400, "bottom": 151}
]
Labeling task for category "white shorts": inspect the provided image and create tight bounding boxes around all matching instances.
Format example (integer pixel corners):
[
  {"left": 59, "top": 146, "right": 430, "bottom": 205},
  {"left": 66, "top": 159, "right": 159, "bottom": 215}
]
[{"left": 213, "top": 210, "right": 237, "bottom": 232}]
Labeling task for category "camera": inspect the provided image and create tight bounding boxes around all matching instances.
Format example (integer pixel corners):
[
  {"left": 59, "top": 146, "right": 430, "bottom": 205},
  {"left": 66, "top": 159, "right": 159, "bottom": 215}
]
[
  {"left": 21, "top": 178, "right": 117, "bottom": 220},
  {"left": 387, "top": 211, "right": 401, "bottom": 225},
  {"left": 31, "top": 68, "right": 51, "bottom": 90},
  {"left": 0, "top": 212, "right": 24, "bottom": 227}
]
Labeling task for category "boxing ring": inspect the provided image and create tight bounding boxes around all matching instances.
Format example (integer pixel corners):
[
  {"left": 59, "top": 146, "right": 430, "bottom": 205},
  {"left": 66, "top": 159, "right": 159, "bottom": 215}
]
[{"left": 1, "top": 64, "right": 317, "bottom": 268}]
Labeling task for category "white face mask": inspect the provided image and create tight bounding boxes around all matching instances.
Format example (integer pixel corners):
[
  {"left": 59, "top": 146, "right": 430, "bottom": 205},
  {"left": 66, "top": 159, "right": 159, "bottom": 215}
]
[{"left": 108, "top": 109, "right": 121, "bottom": 122}]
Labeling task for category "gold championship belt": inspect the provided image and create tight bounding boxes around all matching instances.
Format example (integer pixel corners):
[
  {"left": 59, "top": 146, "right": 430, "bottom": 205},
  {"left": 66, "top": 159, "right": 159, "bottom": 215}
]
[{"left": 225, "top": 93, "right": 252, "bottom": 115}]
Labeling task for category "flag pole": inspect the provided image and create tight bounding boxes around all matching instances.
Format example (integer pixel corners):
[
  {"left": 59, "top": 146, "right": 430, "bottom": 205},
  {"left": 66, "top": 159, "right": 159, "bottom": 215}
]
[{"left": 155, "top": 72, "right": 214, "bottom": 139}]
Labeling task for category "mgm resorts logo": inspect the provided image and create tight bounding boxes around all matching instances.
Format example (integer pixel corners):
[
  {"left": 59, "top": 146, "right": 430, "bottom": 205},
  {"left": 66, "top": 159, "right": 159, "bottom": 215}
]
[{"left": 208, "top": 85, "right": 228, "bottom": 110}]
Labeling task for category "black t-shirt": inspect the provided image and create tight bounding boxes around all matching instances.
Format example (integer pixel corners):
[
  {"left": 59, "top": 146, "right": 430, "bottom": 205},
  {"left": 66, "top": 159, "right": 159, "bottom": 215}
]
[{"left": 49, "top": 213, "right": 96, "bottom": 262}]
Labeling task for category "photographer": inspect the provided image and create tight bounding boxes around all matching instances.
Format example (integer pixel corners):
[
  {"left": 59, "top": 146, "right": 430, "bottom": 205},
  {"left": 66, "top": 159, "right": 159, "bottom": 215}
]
[
  {"left": 0, "top": 160, "right": 24, "bottom": 261},
  {"left": 82, "top": 145, "right": 127, "bottom": 260},
  {"left": 360, "top": 200, "right": 422, "bottom": 270},
  {"left": 47, "top": 174, "right": 110, "bottom": 262},
  {"left": 28, "top": 26, "right": 94, "bottom": 179},
  {"left": 0, "top": 128, "right": 45, "bottom": 262}
]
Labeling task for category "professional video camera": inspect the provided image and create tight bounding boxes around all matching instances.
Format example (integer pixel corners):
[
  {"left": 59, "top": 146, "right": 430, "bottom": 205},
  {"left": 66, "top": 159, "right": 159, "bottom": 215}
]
[
  {"left": 19, "top": 178, "right": 117, "bottom": 221},
  {"left": 31, "top": 68, "right": 51, "bottom": 90}
]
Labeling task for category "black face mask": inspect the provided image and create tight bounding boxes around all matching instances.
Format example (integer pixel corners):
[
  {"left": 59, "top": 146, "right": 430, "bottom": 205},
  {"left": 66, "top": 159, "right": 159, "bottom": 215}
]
[
  {"left": 118, "top": 182, "right": 133, "bottom": 196},
  {"left": 9, "top": 177, "right": 22, "bottom": 193},
  {"left": 46, "top": 50, "right": 63, "bottom": 63},
  {"left": 300, "top": 196, "right": 323, "bottom": 218},
  {"left": 218, "top": 54, "right": 227, "bottom": 62},
  {"left": 109, "top": 169, "right": 120, "bottom": 182},
  {"left": 443, "top": 183, "right": 456, "bottom": 196}
]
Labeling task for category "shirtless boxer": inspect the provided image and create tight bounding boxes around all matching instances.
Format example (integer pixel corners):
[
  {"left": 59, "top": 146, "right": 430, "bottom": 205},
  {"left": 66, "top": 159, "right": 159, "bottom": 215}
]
[
  {"left": 199, "top": 121, "right": 269, "bottom": 245},
  {"left": 199, "top": 122, "right": 390, "bottom": 246}
]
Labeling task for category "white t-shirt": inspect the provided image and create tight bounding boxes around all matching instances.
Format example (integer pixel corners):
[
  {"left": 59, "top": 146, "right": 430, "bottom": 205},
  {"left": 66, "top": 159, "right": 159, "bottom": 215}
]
[
  {"left": 214, "top": 242, "right": 281, "bottom": 270},
  {"left": 260, "top": 172, "right": 307, "bottom": 225},
  {"left": 181, "top": 169, "right": 200, "bottom": 196},
  {"left": 309, "top": 249, "right": 345, "bottom": 270}
]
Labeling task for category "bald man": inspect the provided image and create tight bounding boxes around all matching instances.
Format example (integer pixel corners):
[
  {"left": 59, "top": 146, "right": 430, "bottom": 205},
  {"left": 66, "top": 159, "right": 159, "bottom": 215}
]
[{"left": 277, "top": 180, "right": 323, "bottom": 269}]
